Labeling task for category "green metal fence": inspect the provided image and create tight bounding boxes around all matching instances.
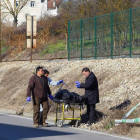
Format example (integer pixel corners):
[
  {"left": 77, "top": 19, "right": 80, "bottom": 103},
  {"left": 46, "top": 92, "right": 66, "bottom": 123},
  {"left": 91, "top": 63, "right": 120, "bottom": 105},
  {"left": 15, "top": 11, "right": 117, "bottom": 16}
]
[{"left": 68, "top": 7, "right": 140, "bottom": 60}]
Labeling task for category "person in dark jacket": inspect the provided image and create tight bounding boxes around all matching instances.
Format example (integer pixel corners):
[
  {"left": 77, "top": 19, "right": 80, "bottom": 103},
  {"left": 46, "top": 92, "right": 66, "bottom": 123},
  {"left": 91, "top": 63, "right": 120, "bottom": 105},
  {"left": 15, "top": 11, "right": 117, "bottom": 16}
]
[
  {"left": 75, "top": 67, "right": 99, "bottom": 126},
  {"left": 39, "top": 69, "right": 63, "bottom": 125},
  {"left": 27, "top": 66, "right": 52, "bottom": 128}
]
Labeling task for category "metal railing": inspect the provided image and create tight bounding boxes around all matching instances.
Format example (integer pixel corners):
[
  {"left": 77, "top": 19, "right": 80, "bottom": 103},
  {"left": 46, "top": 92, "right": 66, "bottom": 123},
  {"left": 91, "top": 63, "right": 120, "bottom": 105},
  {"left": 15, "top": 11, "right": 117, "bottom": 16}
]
[{"left": 68, "top": 7, "right": 140, "bottom": 60}]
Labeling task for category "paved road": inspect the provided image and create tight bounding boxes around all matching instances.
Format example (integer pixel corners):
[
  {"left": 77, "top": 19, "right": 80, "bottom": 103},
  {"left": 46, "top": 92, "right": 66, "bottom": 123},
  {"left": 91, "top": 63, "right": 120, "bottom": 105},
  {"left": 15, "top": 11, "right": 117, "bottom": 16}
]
[{"left": 0, "top": 113, "right": 136, "bottom": 140}]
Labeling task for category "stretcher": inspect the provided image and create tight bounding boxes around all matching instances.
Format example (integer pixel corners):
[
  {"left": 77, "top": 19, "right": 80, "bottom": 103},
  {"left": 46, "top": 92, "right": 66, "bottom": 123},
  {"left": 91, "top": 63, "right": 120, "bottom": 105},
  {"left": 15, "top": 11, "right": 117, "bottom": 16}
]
[{"left": 53, "top": 99, "right": 84, "bottom": 127}]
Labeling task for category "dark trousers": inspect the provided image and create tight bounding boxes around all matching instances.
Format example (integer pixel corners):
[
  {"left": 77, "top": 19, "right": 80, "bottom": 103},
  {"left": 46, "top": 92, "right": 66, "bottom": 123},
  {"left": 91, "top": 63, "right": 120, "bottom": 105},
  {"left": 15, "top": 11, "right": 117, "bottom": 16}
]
[
  {"left": 33, "top": 97, "right": 49, "bottom": 125},
  {"left": 39, "top": 104, "right": 50, "bottom": 124},
  {"left": 87, "top": 104, "right": 96, "bottom": 123}
]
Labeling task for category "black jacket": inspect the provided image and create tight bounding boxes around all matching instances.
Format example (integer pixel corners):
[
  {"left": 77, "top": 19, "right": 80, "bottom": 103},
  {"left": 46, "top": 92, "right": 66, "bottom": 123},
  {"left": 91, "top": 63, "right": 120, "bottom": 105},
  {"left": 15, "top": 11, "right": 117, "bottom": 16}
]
[{"left": 80, "top": 72, "right": 99, "bottom": 105}]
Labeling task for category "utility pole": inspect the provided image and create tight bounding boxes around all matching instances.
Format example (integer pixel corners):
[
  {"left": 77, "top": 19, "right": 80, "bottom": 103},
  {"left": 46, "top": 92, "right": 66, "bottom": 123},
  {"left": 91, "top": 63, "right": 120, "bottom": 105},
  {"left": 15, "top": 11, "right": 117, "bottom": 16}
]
[{"left": 0, "top": 0, "right": 1, "bottom": 62}]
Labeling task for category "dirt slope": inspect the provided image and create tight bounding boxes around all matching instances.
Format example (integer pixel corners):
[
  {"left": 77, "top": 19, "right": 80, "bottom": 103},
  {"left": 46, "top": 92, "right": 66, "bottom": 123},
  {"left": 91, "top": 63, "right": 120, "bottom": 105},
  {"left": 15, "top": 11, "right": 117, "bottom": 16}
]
[{"left": 0, "top": 58, "right": 140, "bottom": 139}]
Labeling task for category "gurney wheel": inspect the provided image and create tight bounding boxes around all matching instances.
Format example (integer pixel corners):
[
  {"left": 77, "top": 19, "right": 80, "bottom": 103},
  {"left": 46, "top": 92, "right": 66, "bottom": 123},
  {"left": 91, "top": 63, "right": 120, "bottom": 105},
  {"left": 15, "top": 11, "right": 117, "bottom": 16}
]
[
  {"left": 76, "top": 120, "right": 79, "bottom": 128},
  {"left": 54, "top": 119, "right": 57, "bottom": 126},
  {"left": 57, "top": 120, "right": 63, "bottom": 127}
]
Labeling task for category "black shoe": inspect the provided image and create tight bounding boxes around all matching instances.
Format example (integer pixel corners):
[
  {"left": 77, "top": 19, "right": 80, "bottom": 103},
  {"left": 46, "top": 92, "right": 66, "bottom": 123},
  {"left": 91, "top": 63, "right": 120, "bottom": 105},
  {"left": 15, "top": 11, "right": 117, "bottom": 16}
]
[
  {"left": 86, "top": 121, "right": 96, "bottom": 126},
  {"left": 85, "top": 121, "right": 91, "bottom": 126},
  {"left": 86, "top": 122, "right": 93, "bottom": 126},
  {"left": 85, "top": 120, "right": 90, "bottom": 124}
]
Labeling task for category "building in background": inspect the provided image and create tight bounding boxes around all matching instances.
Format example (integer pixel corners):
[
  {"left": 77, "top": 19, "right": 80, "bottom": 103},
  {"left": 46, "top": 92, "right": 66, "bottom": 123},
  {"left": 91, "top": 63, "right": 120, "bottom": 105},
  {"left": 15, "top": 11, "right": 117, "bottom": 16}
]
[{"left": 2, "top": 0, "right": 61, "bottom": 26}]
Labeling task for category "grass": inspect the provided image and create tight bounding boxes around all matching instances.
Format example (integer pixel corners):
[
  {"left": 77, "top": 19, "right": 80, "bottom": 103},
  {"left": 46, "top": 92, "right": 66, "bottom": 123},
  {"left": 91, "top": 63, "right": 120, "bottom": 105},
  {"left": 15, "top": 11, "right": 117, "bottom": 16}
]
[
  {"left": 122, "top": 46, "right": 140, "bottom": 51},
  {"left": 39, "top": 40, "right": 66, "bottom": 56},
  {"left": 104, "top": 120, "right": 115, "bottom": 130},
  {"left": 1, "top": 47, "right": 9, "bottom": 54},
  {"left": 1, "top": 40, "right": 9, "bottom": 54}
]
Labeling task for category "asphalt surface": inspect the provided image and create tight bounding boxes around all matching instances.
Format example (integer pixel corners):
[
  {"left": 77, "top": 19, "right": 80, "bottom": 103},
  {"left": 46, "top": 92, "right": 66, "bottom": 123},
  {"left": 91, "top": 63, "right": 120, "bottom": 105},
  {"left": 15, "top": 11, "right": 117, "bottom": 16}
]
[{"left": 0, "top": 113, "right": 136, "bottom": 140}]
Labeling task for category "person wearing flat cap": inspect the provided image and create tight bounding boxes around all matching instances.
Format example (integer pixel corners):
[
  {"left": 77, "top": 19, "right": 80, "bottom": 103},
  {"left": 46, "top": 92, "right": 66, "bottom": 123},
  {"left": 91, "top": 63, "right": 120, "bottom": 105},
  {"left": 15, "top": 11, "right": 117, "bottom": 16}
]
[{"left": 75, "top": 67, "right": 99, "bottom": 126}]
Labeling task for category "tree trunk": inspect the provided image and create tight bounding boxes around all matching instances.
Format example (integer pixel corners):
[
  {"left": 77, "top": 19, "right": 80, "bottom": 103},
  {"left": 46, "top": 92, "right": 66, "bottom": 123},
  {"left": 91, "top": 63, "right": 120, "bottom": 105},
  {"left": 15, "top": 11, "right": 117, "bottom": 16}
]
[
  {"left": 13, "top": 0, "right": 18, "bottom": 28},
  {"left": 13, "top": 17, "right": 18, "bottom": 28}
]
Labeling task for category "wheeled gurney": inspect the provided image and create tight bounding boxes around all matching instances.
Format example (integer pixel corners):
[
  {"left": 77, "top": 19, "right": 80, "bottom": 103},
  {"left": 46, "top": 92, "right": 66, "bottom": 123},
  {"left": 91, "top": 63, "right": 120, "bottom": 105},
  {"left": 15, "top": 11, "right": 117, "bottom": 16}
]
[{"left": 53, "top": 99, "right": 84, "bottom": 127}]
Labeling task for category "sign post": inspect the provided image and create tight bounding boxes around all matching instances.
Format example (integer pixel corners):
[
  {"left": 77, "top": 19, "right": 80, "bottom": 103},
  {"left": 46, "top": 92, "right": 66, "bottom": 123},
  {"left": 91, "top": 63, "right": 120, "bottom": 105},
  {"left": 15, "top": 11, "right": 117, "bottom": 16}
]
[{"left": 26, "top": 15, "right": 36, "bottom": 62}]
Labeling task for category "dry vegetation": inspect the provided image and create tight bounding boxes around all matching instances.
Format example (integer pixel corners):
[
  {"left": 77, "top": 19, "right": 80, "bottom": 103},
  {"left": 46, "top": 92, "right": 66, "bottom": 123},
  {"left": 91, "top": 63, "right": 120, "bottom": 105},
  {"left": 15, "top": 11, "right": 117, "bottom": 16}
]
[{"left": 2, "top": 0, "right": 140, "bottom": 61}]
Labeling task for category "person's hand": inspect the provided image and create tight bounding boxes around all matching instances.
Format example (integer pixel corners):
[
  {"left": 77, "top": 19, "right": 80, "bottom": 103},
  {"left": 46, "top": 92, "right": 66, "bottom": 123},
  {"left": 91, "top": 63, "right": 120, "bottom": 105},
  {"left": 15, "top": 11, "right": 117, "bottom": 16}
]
[
  {"left": 49, "top": 95, "right": 54, "bottom": 100},
  {"left": 76, "top": 84, "right": 80, "bottom": 88},
  {"left": 27, "top": 97, "right": 31, "bottom": 102},
  {"left": 75, "top": 81, "right": 80, "bottom": 85},
  {"left": 58, "top": 80, "right": 63, "bottom": 85}
]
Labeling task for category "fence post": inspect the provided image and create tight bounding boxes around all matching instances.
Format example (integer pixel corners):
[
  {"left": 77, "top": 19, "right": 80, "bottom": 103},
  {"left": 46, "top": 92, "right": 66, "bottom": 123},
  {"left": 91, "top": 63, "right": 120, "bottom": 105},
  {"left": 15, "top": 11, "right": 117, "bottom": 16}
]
[
  {"left": 94, "top": 16, "right": 97, "bottom": 59},
  {"left": 68, "top": 21, "right": 70, "bottom": 61},
  {"left": 129, "top": 8, "right": 132, "bottom": 58},
  {"left": 111, "top": 12, "right": 114, "bottom": 59},
  {"left": 80, "top": 19, "right": 83, "bottom": 60}
]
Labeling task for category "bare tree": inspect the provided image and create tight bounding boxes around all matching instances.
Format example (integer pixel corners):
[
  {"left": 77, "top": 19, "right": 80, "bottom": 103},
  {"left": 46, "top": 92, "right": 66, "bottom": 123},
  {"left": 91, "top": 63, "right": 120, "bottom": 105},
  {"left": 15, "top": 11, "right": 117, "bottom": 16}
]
[{"left": 1, "top": 0, "right": 29, "bottom": 27}]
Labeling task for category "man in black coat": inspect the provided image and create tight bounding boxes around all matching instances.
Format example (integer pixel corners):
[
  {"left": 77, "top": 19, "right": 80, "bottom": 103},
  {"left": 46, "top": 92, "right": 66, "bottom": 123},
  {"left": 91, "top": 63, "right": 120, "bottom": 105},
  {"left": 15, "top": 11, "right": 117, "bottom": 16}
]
[{"left": 75, "top": 67, "right": 99, "bottom": 126}]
